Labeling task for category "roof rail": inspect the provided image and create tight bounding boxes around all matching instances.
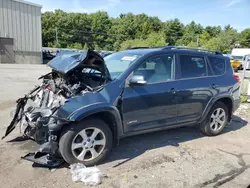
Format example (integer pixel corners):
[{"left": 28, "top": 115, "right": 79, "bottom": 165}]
[
  {"left": 162, "top": 46, "right": 223, "bottom": 55},
  {"left": 127, "top": 46, "right": 166, "bottom": 50},
  {"left": 127, "top": 47, "right": 151, "bottom": 50}
]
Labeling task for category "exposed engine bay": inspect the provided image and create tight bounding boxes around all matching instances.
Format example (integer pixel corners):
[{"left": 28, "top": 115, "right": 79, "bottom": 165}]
[
  {"left": 15, "top": 70, "right": 106, "bottom": 141},
  {"left": 3, "top": 50, "right": 110, "bottom": 167}
]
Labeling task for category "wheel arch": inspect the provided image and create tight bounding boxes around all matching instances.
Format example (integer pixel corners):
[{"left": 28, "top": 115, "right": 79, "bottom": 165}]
[
  {"left": 65, "top": 106, "right": 124, "bottom": 145},
  {"left": 216, "top": 97, "right": 233, "bottom": 121},
  {"left": 200, "top": 95, "right": 234, "bottom": 123}
]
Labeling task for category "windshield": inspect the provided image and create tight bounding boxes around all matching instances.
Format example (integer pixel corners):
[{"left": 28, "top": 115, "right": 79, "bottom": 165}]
[
  {"left": 232, "top": 56, "right": 243, "bottom": 60},
  {"left": 104, "top": 51, "right": 141, "bottom": 79}
]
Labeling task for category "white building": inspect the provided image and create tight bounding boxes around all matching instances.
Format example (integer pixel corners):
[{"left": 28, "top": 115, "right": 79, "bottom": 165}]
[{"left": 0, "top": 0, "right": 42, "bottom": 64}]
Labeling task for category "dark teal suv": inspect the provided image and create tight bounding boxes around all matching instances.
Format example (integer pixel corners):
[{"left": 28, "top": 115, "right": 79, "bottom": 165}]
[{"left": 5, "top": 47, "right": 241, "bottom": 167}]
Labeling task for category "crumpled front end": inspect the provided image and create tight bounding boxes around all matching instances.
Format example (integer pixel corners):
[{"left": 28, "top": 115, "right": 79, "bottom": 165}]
[
  {"left": 3, "top": 50, "right": 109, "bottom": 167},
  {"left": 3, "top": 83, "right": 69, "bottom": 167}
]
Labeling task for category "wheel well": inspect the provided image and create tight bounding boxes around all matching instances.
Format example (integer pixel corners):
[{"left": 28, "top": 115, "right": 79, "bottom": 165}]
[
  {"left": 84, "top": 111, "right": 118, "bottom": 144},
  {"left": 217, "top": 97, "right": 233, "bottom": 121}
]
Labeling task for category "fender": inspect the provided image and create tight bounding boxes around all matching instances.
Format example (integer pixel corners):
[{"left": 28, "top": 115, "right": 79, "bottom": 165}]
[
  {"left": 67, "top": 102, "right": 124, "bottom": 139},
  {"left": 198, "top": 93, "right": 234, "bottom": 124}
]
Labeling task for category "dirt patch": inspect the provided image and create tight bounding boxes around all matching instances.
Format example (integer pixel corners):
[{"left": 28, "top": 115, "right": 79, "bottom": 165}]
[
  {"left": 139, "top": 154, "right": 175, "bottom": 169},
  {"left": 197, "top": 150, "right": 250, "bottom": 188}
]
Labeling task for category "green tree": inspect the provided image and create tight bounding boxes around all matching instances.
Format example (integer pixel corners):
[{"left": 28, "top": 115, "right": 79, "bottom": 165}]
[
  {"left": 41, "top": 9, "right": 248, "bottom": 53},
  {"left": 239, "top": 29, "right": 250, "bottom": 47},
  {"left": 119, "top": 32, "right": 165, "bottom": 50},
  {"left": 163, "top": 19, "right": 184, "bottom": 45},
  {"left": 90, "top": 11, "right": 112, "bottom": 50},
  {"left": 42, "top": 11, "right": 58, "bottom": 47},
  {"left": 205, "top": 26, "right": 221, "bottom": 37},
  {"left": 67, "top": 43, "right": 82, "bottom": 49},
  {"left": 204, "top": 29, "right": 239, "bottom": 53},
  {"left": 66, "top": 13, "right": 93, "bottom": 49},
  {"left": 176, "top": 21, "right": 203, "bottom": 46},
  {"left": 199, "top": 31, "right": 211, "bottom": 46},
  {"left": 203, "top": 37, "right": 220, "bottom": 51},
  {"left": 224, "top": 24, "right": 233, "bottom": 32}
]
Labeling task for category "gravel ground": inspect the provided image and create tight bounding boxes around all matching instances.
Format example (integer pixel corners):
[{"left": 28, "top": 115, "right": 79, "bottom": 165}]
[{"left": 0, "top": 64, "right": 250, "bottom": 188}]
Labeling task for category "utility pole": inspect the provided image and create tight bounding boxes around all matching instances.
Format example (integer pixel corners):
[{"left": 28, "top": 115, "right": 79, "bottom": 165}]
[
  {"left": 196, "top": 35, "right": 200, "bottom": 47},
  {"left": 55, "top": 27, "right": 58, "bottom": 43}
]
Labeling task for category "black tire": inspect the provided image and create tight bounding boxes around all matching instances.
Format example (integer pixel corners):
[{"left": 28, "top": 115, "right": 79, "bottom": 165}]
[
  {"left": 59, "top": 118, "right": 113, "bottom": 166},
  {"left": 200, "top": 101, "right": 228, "bottom": 136}
]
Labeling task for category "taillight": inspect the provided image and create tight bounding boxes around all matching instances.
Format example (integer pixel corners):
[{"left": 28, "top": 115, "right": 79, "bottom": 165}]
[{"left": 233, "top": 75, "right": 240, "bottom": 82}]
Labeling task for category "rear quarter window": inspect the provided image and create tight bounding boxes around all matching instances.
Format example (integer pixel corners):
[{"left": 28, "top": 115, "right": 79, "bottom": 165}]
[{"left": 207, "top": 56, "right": 226, "bottom": 76}]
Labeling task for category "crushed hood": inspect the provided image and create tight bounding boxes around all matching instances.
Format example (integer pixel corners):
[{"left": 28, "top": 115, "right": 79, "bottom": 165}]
[{"left": 47, "top": 50, "right": 111, "bottom": 79}]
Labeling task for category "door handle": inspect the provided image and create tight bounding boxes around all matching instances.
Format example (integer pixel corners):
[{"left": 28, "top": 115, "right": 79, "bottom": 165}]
[{"left": 211, "top": 84, "right": 219, "bottom": 89}]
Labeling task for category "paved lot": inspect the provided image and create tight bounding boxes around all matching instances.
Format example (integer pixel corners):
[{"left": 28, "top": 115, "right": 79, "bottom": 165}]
[{"left": 0, "top": 64, "right": 250, "bottom": 188}]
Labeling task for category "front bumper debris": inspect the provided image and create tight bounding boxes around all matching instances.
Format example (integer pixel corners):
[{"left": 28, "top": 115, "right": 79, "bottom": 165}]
[
  {"left": 21, "top": 153, "right": 64, "bottom": 168},
  {"left": 21, "top": 140, "right": 64, "bottom": 168}
]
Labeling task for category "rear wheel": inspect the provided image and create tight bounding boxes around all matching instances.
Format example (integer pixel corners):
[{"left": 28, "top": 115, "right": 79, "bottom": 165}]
[
  {"left": 59, "top": 119, "right": 113, "bottom": 166},
  {"left": 200, "top": 102, "right": 228, "bottom": 136}
]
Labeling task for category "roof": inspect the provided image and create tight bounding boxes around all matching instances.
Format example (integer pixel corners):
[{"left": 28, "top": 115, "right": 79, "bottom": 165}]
[{"left": 13, "top": 0, "right": 42, "bottom": 8}]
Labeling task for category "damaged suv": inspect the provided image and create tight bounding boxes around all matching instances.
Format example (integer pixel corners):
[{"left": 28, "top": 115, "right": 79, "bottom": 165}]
[{"left": 4, "top": 47, "right": 241, "bottom": 167}]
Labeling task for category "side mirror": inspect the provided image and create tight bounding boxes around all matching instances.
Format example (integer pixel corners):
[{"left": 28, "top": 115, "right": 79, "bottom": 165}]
[{"left": 129, "top": 75, "right": 147, "bottom": 86}]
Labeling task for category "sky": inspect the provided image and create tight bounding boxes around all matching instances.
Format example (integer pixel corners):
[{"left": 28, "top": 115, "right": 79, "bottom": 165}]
[{"left": 29, "top": 0, "right": 250, "bottom": 31}]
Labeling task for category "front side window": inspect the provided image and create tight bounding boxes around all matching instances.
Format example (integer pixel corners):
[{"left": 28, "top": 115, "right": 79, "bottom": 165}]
[
  {"left": 179, "top": 55, "right": 207, "bottom": 79},
  {"left": 133, "top": 54, "right": 174, "bottom": 84},
  {"left": 208, "top": 56, "right": 225, "bottom": 76}
]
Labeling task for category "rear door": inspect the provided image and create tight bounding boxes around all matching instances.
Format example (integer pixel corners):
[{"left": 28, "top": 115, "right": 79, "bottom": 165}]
[{"left": 175, "top": 53, "right": 217, "bottom": 124}]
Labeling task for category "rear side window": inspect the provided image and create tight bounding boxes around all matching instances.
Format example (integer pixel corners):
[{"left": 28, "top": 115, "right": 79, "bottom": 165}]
[
  {"left": 179, "top": 55, "right": 207, "bottom": 79},
  {"left": 207, "top": 57, "right": 225, "bottom": 76}
]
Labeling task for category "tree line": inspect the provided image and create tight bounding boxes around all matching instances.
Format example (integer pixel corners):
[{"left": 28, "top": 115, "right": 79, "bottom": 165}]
[{"left": 42, "top": 10, "right": 250, "bottom": 53}]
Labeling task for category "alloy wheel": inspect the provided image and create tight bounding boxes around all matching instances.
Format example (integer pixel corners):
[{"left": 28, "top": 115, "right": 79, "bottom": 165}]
[
  {"left": 71, "top": 127, "right": 106, "bottom": 161},
  {"left": 210, "top": 108, "right": 226, "bottom": 131}
]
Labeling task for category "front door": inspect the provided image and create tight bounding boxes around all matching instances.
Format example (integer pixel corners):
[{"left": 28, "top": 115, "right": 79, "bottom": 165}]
[
  {"left": 121, "top": 53, "right": 179, "bottom": 133},
  {"left": 0, "top": 38, "right": 15, "bottom": 64}
]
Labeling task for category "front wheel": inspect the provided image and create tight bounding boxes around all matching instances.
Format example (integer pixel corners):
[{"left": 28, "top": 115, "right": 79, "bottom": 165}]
[
  {"left": 59, "top": 119, "right": 113, "bottom": 166},
  {"left": 200, "top": 102, "right": 228, "bottom": 136}
]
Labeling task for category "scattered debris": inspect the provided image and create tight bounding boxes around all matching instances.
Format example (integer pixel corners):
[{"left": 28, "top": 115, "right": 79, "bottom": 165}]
[
  {"left": 125, "top": 175, "right": 128, "bottom": 182},
  {"left": 50, "top": 168, "right": 57, "bottom": 172},
  {"left": 70, "top": 163, "right": 103, "bottom": 185},
  {"left": 21, "top": 152, "right": 64, "bottom": 168},
  {"left": 241, "top": 95, "right": 248, "bottom": 103}
]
